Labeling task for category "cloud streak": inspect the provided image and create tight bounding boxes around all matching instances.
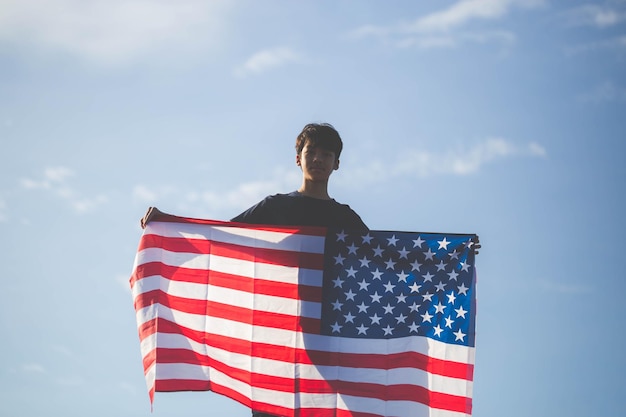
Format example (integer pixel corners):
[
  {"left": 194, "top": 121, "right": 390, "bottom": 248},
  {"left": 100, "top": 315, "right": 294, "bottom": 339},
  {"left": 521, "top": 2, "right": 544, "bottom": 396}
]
[
  {"left": 20, "top": 166, "right": 108, "bottom": 213},
  {"left": 0, "top": 0, "right": 231, "bottom": 66},
  {"left": 339, "top": 138, "right": 546, "bottom": 185},
  {"left": 233, "top": 47, "right": 302, "bottom": 78},
  {"left": 348, "top": 0, "right": 544, "bottom": 49}
]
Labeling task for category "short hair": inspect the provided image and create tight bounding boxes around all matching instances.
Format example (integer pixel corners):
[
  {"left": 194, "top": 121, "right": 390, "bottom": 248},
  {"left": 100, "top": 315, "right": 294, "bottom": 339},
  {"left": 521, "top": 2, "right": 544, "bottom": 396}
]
[{"left": 295, "top": 123, "right": 343, "bottom": 159}]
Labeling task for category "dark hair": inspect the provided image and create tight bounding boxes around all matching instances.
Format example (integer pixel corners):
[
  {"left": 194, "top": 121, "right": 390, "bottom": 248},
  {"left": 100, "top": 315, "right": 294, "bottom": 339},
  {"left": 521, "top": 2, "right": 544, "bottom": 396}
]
[{"left": 295, "top": 123, "right": 343, "bottom": 159}]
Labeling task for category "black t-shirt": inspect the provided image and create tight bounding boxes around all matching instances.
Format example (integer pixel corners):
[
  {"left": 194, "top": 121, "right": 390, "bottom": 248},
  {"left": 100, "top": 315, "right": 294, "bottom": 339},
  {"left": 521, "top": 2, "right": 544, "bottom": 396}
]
[{"left": 231, "top": 191, "right": 368, "bottom": 230}]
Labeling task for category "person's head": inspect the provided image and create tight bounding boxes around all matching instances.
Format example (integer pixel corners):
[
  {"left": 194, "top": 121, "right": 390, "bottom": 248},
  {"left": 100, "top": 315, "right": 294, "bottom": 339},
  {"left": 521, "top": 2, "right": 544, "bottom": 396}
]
[
  {"left": 295, "top": 123, "right": 342, "bottom": 183},
  {"left": 295, "top": 123, "right": 343, "bottom": 160}
]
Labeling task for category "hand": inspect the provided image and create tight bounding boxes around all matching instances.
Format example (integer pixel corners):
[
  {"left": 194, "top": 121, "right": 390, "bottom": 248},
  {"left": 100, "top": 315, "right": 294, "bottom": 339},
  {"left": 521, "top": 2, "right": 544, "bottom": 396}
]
[
  {"left": 472, "top": 235, "right": 481, "bottom": 255},
  {"left": 140, "top": 206, "right": 164, "bottom": 229}
]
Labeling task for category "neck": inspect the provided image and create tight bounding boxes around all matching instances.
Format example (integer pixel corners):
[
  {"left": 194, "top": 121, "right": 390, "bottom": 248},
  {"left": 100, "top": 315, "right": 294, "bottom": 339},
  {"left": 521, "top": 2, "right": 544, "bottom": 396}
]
[{"left": 298, "top": 180, "right": 331, "bottom": 200}]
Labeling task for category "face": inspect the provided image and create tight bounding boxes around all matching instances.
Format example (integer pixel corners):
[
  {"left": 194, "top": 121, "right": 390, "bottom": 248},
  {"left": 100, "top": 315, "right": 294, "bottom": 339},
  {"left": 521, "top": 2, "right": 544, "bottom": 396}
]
[{"left": 296, "top": 143, "right": 339, "bottom": 182}]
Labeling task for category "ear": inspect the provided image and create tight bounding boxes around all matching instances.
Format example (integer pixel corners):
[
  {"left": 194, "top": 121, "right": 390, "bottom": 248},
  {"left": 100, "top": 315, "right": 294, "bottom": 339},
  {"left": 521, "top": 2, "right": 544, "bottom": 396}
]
[
  {"left": 296, "top": 153, "right": 302, "bottom": 166},
  {"left": 334, "top": 159, "right": 340, "bottom": 170}
]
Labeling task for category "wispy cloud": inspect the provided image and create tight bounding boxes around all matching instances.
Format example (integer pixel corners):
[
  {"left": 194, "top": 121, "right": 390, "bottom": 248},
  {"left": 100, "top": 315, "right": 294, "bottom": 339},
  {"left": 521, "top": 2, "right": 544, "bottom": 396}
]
[
  {"left": 0, "top": 0, "right": 231, "bottom": 66},
  {"left": 539, "top": 279, "right": 591, "bottom": 295},
  {"left": 233, "top": 47, "right": 302, "bottom": 78},
  {"left": 20, "top": 166, "right": 108, "bottom": 213},
  {"left": 348, "top": 0, "right": 544, "bottom": 49},
  {"left": 339, "top": 138, "right": 546, "bottom": 185},
  {"left": 577, "top": 80, "right": 626, "bottom": 103},
  {"left": 22, "top": 363, "right": 46, "bottom": 374},
  {"left": 561, "top": 3, "right": 626, "bottom": 28}
]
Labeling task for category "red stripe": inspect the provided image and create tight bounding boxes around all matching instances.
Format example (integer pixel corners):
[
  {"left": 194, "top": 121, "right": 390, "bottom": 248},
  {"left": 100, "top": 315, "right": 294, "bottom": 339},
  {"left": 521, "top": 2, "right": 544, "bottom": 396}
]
[
  {"left": 138, "top": 234, "right": 324, "bottom": 270},
  {"left": 134, "top": 290, "right": 320, "bottom": 333},
  {"left": 138, "top": 317, "right": 472, "bottom": 380},
  {"left": 131, "top": 262, "right": 322, "bottom": 303}
]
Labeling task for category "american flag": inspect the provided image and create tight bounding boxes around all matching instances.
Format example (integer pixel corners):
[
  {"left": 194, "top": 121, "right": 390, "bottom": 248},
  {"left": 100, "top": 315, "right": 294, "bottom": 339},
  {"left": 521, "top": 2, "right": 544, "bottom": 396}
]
[{"left": 130, "top": 214, "right": 477, "bottom": 417}]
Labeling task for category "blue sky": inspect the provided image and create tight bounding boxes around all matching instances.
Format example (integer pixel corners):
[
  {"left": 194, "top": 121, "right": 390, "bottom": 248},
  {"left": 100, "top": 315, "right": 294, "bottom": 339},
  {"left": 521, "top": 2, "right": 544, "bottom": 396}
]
[{"left": 1, "top": 0, "right": 625, "bottom": 416}]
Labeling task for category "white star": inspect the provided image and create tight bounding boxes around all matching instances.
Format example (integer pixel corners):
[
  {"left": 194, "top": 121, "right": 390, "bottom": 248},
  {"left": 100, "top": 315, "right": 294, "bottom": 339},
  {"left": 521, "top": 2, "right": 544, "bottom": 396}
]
[
  {"left": 408, "top": 322, "right": 420, "bottom": 333},
  {"left": 460, "top": 261, "right": 470, "bottom": 272},
  {"left": 395, "top": 313, "right": 407, "bottom": 324},
  {"left": 413, "top": 236, "right": 425, "bottom": 248},
  {"left": 370, "top": 313, "right": 382, "bottom": 325},
  {"left": 446, "top": 291, "right": 457, "bottom": 304},
  {"left": 344, "top": 312, "right": 356, "bottom": 323},
  {"left": 436, "top": 260, "right": 447, "bottom": 271},
  {"left": 420, "top": 311, "right": 433, "bottom": 323},
  {"left": 370, "top": 291, "right": 382, "bottom": 303},
  {"left": 346, "top": 266, "right": 358, "bottom": 278},
  {"left": 358, "top": 279, "right": 370, "bottom": 291},
  {"left": 383, "top": 303, "right": 394, "bottom": 314},
  {"left": 422, "top": 271, "right": 434, "bottom": 282},
  {"left": 454, "top": 329, "right": 466, "bottom": 342},
  {"left": 410, "top": 260, "right": 422, "bottom": 272},
  {"left": 422, "top": 292, "right": 434, "bottom": 302},
  {"left": 444, "top": 316, "right": 454, "bottom": 328},
  {"left": 409, "top": 282, "right": 422, "bottom": 293},
  {"left": 359, "top": 256, "right": 371, "bottom": 268},
  {"left": 398, "top": 247, "right": 410, "bottom": 259},
  {"left": 356, "top": 323, "right": 369, "bottom": 335},
  {"left": 384, "top": 258, "right": 396, "bottom": 270},
  {"left": 334, "top": 254, "right": 345, "bottom": 265},
  {"left": 383, "top": 281, "right": 395, "bottom": 293},
  {"left": 437, "top": 237, "right": 450, "bottom": 250},
  {"left": 371, "top": 268, "right": 383, "bottom": 280},
  {"left": 455, "top": 305, "right": 468, "bottom": 319},
  {"left": 434, "top": 281, "right": 446, "bottom": 292},
  {"left": 409, "top": 302, "right": 421, "bottom": 312},
  {"left": 457, "top": 283, "right": 469, "bottom": 296},
  {"left": 387, "top": 235, "right": 399, "bottom": 246},
  {"left": 433, "top": 324, "right": 444, "bottom": 337},
  {"left": 332, "top": 277, "right": 344, "bottom": 288},
  {"left": 347, "top": 243, "right": 358, "bottom": 255},
  {"left": 448, "top": 270, "right": 459, "bottom": 281},
  {"left": 434, "top": 302, "right": 446, "bottom": 314},
  {"left": 356, "top": 302, "right": 368, "bottom": 313},
  {"left": 336, "top": 231, "right": 347, "bottom": 241},
  {"left": 449, "top": 249, "right": 460, "bottom": 260},
  {"left": 424, "top": 248, "right": 436, "bottom": 261},
  {"left": 372, "top": 245, "right": 384, "bottom": 257},
  {"left": 362, "top": 233, "right": 374, "bottom": 244},
  {"left": 345, "top": 289, "right": 356, "bottom": 301},
  {"left": 331, "top": 322, "right": 342, "bottom": 333},
  {"left": 382, "top": 325, "right": 394, "bottom": 335},
  {"left": 396, "top": 271, "right": 410, "bottom": 282},
  {"left": 332, "top": 300, "right": 343, "bottom": 311},
  {"left": 395, "top": 293, "right": 407, "bottom": 303}
]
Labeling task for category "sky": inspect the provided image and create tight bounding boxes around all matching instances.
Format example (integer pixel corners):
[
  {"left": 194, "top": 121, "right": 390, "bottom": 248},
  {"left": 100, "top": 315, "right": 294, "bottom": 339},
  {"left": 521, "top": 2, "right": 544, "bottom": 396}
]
[{"left": 0, "top": 0, "right": 625, "bottom": 416}]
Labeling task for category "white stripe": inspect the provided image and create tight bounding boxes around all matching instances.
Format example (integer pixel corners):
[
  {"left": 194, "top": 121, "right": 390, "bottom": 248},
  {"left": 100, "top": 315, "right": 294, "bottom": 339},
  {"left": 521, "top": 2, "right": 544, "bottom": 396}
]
[
  {"left": 149, "top": 332, "right": 471, "bottom": 397},
  {"left": 144, "top": 222, "right": 325, "bottom": 253},
  {"left": 135, "top": 305, "right": 474, "bottom": 365},
  {"left": 133, "top": 249, "right": 323, "bottom": 287}
]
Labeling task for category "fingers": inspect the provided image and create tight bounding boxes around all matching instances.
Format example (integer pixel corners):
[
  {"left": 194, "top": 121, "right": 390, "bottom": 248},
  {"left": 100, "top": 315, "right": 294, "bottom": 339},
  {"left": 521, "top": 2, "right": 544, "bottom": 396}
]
[{"left": 140, "top": 207, "right": 155, "bottom": 229}]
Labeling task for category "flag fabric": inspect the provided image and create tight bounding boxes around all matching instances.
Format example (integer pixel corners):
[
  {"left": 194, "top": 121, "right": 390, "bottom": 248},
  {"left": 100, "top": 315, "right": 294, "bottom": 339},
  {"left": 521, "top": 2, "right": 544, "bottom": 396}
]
[{"left": 130, "top": 213, "right": 478, "bottom": 417}]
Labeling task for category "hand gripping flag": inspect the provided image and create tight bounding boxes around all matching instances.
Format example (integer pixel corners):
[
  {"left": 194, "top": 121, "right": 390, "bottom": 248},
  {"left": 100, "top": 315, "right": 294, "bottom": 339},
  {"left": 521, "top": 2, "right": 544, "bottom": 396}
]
[{"left": 130, "top": 213, "right": 478, "bottom": 417}]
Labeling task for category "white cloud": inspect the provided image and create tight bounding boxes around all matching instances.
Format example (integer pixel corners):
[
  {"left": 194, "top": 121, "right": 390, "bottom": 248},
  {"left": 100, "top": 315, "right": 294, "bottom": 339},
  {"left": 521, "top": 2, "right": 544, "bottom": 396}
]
[
  {"left": 339, "top": 138, "right": 546, "bottom": 185},
  {"left": 20, "top": 166, "right": 108, "bottom": 213},
  {"left": 0, "top": 0, "right": 231, "bottom": 66},
  {"left": 234, "top": 47, "right": 302, "bottom": 78},
  {"left": 577, "top": 80, "right": 626, "bottom": 103},
  {"left": 562, "top": 3, "right": 626, "bottom": 28},
  {"left": 539, "top": 279, "right": 591, "bottom": 295},
  {"left": 348, "top": 0, "right": 543, "bottom": 49},
  {"left": 22, "top": 363, "right": 46, "bottom": 374}
]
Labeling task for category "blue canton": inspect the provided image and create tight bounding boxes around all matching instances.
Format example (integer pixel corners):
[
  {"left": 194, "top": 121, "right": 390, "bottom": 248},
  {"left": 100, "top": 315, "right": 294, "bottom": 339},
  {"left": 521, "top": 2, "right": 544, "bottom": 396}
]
[{"left": 321, "top": 230, "right": 476, "bottom": 347}]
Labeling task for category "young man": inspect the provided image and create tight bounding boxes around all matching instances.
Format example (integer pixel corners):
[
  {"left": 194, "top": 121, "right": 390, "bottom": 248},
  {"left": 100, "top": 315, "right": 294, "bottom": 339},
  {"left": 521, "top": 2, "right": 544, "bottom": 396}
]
[{"left": 230, "top": 123, "right": 367, "bottom": 230}]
